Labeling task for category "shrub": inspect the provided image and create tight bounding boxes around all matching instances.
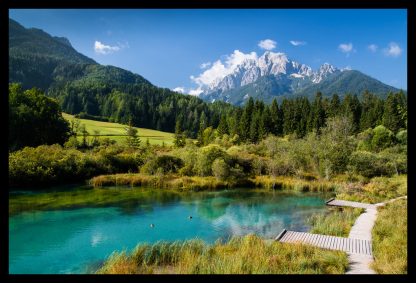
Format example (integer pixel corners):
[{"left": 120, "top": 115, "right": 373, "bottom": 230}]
[
  {"left": 395, "top": 130, "right": 407, "bottom": 145},
  {"left": 371, "top": 125, "right": 395, "bottom": 151},
  {"left": 212, "top": 158, "right": 230, "bottom": 181},
  {"left": 196, "top": 145, "right": 227, "bottom": 176},
  {"left": 348, "top": 151, "right": 395, "bottom": 178},
  {"left": 141, "top": 155, "right": 184, "bottom": 175}
]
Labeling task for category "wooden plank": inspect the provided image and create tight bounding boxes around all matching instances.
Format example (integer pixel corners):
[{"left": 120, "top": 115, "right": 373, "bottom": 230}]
[
  {"left": 275, "top": 229, "right": 287, "bottom": 241},
  {"left": 276, "top": 230, "right": 374, "bottom": 256}
]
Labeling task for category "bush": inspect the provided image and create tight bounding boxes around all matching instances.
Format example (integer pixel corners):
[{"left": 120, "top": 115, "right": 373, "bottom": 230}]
[
  {"left": 348, "top": 151, "right": 395, "bottom": 178},
  {"left": 395, "top": 130, "right": 407, "bottom": 145},
  {"left": 196, "top": 145, "right": 227, "bottom": 176},
  {"left": 212, "top": 158, "right": 230, "bottom": 181},
  {"left": 141, "top": 155, "right": 184, "bottom": 175},
  {"left": 371, "top": 125, "right": 395, "bottom": 151}
]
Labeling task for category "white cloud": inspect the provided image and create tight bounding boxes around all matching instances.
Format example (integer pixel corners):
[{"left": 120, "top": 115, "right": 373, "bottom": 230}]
[
  {"left": 173, "top": 87, "right": 185, "bottom": 93},
  {"left": 258, "top": 39, "right": 277, "bottom": 50},
  {"left": 368, "top": 44, "right": 378, "bottom": 52},
  {"left": 338, "top": 43, "right": 353, "bottom": 53},
  {"left": 200, "top": 62, "right": 211, "bottom": 69},
  {"left": 188, "top": 87, "right": 203, "bottom": 96},
  {"left": 191, "top": 50, "right": 258, "bottom": 87},
  {"left": 94, "top": 40, "right": 122, "bottom": 54},
  {"left": 383, "top": 42, "right": 402, "bottom": 57},
  {"left": 290, "top": 40, "right": 306, "bottom": 46}
]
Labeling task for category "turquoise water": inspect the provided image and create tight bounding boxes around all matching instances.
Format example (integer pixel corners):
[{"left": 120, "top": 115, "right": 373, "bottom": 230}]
[{"left": 9, "top": 188, "right": 331, "bottom": 274}]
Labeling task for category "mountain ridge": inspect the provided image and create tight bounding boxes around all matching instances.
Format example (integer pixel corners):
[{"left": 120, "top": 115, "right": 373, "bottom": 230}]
[{"left": 196, "top": 50, "right": 402, "bottom": 105}]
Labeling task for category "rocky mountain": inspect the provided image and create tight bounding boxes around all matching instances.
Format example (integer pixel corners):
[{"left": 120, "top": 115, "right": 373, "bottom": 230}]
[{"left": 199, "top": 51, "right": 401, "bottom": 105}]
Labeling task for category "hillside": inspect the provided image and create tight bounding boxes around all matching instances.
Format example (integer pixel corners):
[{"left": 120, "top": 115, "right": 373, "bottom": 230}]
[{"left": 9, "top": 18, "right": 231, "bottom": 137}]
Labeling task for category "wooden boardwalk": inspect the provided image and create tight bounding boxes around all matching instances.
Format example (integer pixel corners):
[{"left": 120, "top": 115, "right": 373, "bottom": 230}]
[
  {"left": 276, "top": 196, "right": 407, "bottom": 274},
  {"left": 276, "top": 229, "right": 373, "bottom": 256},
  {"left": 325, "top": 198, "right": 376, "bottom": 210}
]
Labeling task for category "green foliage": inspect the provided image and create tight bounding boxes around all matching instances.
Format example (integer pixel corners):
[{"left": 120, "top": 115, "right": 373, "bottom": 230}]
[
  {"left": 9, "top": 83, "right": 71, "bottom": 151},
  {"left": 212, "top": 158, "right": 230, "bottom": 181},
  {"left": 196, "top": 145, "right": 227, "bottom": 177},
  {"left": 395, "top": 130, "right": 407, "bottom": 145},
  {"left": 347, "top": 151, "right": 395, "bottom": 178},
  {"left": 9, "top": 144, "right": 145, "bottom": 188},
  {"left": 173, "top": 119, "right": 186, "bottom": 148},
  {"left": 141, "top": 155, "right": 184, "bottom": 175},
  {"left": 382, "top": 91, "right": 407, "bottom": 133},
  {"left": 125, "top": 119, "right": 141, "bottom": 149},
  {"left": 371, "top": 125, "right": 394, "bottom": 151}
]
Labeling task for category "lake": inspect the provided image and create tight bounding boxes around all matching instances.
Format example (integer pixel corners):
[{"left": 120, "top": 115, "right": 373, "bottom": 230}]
[{"left": 9, "top": 187, "right": 332, "bottom": 274}]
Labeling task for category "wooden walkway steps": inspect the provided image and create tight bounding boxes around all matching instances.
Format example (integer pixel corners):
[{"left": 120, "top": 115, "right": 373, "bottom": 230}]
[
  {"left": 276, "top": 229, "right": 373, "bottom": 256},
  {"left": 325, "top": 198, "right": 376, "bottom": 210}
]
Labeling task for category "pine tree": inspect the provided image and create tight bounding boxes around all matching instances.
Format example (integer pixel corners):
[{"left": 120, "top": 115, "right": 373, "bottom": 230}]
[
  {"left": 249, "top": 112, "right": 260, "bottom": 143},
  {"left": 217, "top": 114, "right": 229, "bottom": 137},
  {"left": 328, "top": 94, "right": 341, "bottom": 118},
  {"left": 174, "top": 118, "right": 186, "bottom": 147},
  {"left": 308, "top": 92, "right": 325, "bottom": 134},
  {"left": 270, "top": 99, "right": 280, "bottom": 136},
  {"left": 382, "top": 92, "right": 405, "bottom": 132},
  {"left": 259, "top": 106, "right": 271, "bottom": 140},
  {"left": 342, "top": 94, "right": 362, "bottom": 133},
  {"left": 125, "top": 118, "right": 141, "bottom": 148}
]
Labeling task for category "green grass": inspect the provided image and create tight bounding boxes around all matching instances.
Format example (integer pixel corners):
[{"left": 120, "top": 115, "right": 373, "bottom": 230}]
[
  {"left": 62, "top": 113, "right": 175, "bottom": 146},
  {"left": 97, "top": 234, "right": 349, "bottom": 274},
  {"left": 308, "top": 207, "right": 364, "bottom": 237},
  {"left": 372, "top": 199, "right": 407, "bottom": 274}
]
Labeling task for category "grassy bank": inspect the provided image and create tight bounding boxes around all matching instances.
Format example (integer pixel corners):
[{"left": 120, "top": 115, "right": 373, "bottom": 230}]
[
  {"left": 97, "top": 234, "right": 348, "bottom": 274},
  {"left": 90, "top": 173, "right": 341, "bottom": 192},
  {"left": 335, "top": 174, "right": 407, "bottom": 203},
  {"left": 372, "top": 199, "right": 407, "bottom": 274},
  {"left": 308, "top": 207, "right": 364, "bottom": 237}
]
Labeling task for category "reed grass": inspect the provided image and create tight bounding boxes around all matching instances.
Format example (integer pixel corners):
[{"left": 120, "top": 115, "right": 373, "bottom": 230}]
[
  {"left": 97, "top": 234, "right": 348, "bottom": 274},
  {"left": 251, "top": 176, "right": 340, "bottom": 192},
  {"left": 308, "top": 207, "right": 364, "bottom": 237},
  {"left": 336, "top": 174, "right": 407, "bottom": 203},
  {"left": 372, "top": 199, "right": 407, "bottom": 274}
]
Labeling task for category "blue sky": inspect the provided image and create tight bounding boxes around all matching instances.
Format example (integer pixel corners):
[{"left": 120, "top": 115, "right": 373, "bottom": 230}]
[{"left": 9, "top": 9, "right": 407, "bottom": 92}]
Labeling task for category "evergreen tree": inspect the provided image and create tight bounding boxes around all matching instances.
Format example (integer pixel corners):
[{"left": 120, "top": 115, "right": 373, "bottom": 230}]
[
  {"left": 259, "top": 106, "right": 271, "bottom": 140},
  {"left": 328, "top": 94, "right": 341, "bottom": 118},
  {"left": 174, "top": 118, "right": 186, "bottom": 147},
  {"left": 125, "top": 118, "right": 141, "bottom": 148},
  {"left": 249, "top": 112, "right": 260, "bottom": 143},
  {"left": 308, "top": 92, "right": 325, "bottom": 134},
  {"left": 360, "top": 91, "right": 382, "bottom": 131},
  {"left": 342, "top": 94, "right": 362, "bottom": 133},
  {"left": 382, "top": 92, "right": 406, "bottom": 132},
  {"left": 217, "top": 114, "right": 229, "bottom": 137},
  {"left": 282, "top": 98, "right": 294, "bottom": 135},
  {"left": 270, "top": 99, "right": 281, "bottom": 136}
]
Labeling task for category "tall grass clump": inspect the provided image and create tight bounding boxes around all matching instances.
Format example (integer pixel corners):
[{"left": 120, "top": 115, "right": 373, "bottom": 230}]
[
  {"left": 372, "top": 199, "right": 407, "bottom": 274},
  {"left": 97, "top": 234, "right": 348, "bottom": 274},
  {"left": 308, "top": 207, "right": 364, "bottom": 237},
  {"left": 336, "top": 174, "right": 407, "bottom": 203}
]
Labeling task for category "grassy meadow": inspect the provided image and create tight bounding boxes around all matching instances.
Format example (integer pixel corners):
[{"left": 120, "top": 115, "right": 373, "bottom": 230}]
[{"left": 62, "top": 113, "right": 175, "bottom": 146}]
